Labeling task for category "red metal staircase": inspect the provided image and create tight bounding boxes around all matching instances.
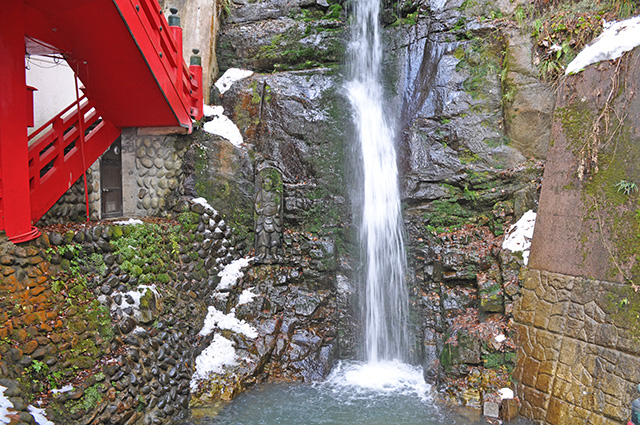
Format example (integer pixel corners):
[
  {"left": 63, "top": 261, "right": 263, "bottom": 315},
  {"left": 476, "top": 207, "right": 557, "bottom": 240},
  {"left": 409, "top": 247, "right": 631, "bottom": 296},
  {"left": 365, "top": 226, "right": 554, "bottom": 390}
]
[{"left": 0, "top": 0, "right": 204, "bottom": 243}]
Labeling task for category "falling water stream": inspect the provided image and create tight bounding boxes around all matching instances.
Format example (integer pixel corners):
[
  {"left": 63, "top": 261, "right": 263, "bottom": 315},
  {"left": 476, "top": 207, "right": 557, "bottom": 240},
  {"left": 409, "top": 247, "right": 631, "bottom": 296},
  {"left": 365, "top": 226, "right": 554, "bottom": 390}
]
[
  {"left": 193, "top": 0, "right": 513, "bottom": 423},
  {"left": 346, "top": 0, "right": 410, "bottom": 364}
]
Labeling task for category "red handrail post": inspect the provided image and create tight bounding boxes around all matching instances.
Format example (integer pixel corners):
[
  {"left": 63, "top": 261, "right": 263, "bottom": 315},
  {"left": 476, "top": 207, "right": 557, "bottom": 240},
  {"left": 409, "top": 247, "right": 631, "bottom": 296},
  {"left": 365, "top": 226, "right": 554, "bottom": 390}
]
[
  {"left": 168, "top": 7, "right": 183, "bottom": 96},
  {"left": 0, "top": 0, "right": 40, "bottom": 243},
  {"left": 189, "top": 49, "right": 204, "bottom": 121}
]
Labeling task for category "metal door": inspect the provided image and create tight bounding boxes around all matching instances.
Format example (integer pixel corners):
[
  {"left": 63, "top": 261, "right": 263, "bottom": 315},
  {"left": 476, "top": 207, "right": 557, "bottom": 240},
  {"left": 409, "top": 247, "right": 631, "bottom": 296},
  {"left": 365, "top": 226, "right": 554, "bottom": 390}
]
[{"left": 100, "top": 138, "right": 123, "bottom": 218}]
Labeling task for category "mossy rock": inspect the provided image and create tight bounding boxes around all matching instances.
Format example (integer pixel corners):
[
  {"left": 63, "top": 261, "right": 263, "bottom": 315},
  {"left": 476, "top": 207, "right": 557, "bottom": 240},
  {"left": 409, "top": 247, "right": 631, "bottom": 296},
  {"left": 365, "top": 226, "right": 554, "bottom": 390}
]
[{"left": 69, "top": 356, "right": 95, "bottom": 370}]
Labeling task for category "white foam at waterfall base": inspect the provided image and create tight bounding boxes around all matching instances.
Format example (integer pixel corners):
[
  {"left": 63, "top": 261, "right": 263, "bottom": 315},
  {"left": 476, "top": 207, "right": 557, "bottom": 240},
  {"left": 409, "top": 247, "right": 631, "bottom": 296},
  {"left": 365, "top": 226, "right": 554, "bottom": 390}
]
[
  {"left": 502, "top": 210, "right": 536, "bottom": 265},
  {"left": 323, "top": 361, "right": 431, "bottom": 401}
]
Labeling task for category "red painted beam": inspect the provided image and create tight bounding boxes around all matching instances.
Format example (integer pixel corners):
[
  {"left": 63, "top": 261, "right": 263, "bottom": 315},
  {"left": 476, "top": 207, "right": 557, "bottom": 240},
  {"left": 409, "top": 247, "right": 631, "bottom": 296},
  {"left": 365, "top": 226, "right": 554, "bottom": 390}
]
[
  {"left": 0, "top": 1, "right": 40, "bottom": 242},
  {"left": 0, "top": 0, "right": 203, "bottom": 242}
]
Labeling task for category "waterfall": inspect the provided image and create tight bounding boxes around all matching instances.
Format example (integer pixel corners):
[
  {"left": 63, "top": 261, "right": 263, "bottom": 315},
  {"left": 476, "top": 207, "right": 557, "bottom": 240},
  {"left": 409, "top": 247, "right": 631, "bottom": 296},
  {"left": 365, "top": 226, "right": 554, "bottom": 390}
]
[{"left": 346, "top": 0, "right": 410, "bottom": 363}]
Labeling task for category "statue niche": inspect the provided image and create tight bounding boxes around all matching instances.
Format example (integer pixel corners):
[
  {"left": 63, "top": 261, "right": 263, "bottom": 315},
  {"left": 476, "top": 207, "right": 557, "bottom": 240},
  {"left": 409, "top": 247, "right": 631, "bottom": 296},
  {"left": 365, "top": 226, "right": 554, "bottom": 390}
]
[{"left": 254, "top": 167, "right": 283, "bottom": 263}]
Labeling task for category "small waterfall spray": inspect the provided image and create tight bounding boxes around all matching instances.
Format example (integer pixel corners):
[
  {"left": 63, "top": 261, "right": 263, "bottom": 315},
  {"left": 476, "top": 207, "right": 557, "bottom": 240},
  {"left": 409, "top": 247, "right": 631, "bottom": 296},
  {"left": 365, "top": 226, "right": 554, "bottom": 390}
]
[{"left": 346, "top": 0, "right": 410, "bottom": 363}]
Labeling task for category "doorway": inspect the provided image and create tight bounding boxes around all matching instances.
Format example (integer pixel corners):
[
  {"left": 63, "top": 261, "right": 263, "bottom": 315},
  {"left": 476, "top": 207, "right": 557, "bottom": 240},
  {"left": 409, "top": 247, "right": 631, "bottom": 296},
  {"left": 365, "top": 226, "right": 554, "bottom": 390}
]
[{"left": 100, "top": 138, "right": 123, "bottom": 218}]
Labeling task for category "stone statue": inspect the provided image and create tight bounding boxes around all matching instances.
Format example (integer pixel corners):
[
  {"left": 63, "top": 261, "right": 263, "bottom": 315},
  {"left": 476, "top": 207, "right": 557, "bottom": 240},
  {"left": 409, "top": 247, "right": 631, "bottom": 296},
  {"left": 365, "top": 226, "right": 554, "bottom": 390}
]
[{"left": 254, "top": 167, "right": 283, "bottom": 263}]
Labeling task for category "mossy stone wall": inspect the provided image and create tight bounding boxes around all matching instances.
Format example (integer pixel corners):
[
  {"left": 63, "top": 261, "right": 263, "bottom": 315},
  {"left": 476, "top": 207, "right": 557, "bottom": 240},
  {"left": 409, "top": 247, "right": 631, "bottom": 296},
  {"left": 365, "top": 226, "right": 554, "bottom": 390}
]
[{"left": 0, "top": 198, "right": 236, "bottom": 425}]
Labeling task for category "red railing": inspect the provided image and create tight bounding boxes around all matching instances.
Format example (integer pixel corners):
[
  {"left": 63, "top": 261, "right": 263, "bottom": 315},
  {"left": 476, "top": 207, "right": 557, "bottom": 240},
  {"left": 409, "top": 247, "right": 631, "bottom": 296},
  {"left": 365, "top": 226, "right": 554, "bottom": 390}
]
[
  {"left": 1, "top": 0, "right": 204, "bottom": 243},
  {"left": 27, "top": 96, "right": 121, "bottom": 223},
  {"left": 115, "top": 0, "right": 203, "bottom": 126}
]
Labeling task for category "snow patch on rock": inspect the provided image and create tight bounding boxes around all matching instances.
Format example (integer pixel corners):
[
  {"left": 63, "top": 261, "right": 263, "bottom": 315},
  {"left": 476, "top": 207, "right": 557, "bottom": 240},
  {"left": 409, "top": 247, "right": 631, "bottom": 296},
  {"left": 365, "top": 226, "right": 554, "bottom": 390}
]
[
  {"left": 0, "top": 386, "right": 14, "bottom": 425},
  {"left": 215, "top": 68, "right": 254, "bottom": 94},
  {"left": 199, "top": 306, "right": 258, "bottom": 339},
  {"left": 217, "top": 257, "right": 253, "bottom": 290},
  {"left": 238, "top": 289, "right": 257, "bottom": 305},
  {"left": 202, "top": 106, "right": 244, "bottom": 147},
  {"left": 28, "top": 406, "right": 54, "bottom": 425},
  {"left": 502, "top": 210, "right": 536, "bottom": 265},
  {"left": 566, "top": 15, "right": 640, "bottom": 74}
]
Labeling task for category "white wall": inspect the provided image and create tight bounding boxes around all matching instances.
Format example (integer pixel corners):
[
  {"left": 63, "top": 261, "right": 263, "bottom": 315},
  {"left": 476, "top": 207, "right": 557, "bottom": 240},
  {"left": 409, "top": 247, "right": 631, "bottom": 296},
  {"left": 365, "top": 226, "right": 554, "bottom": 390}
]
[{"left": 25, "top": 55, "right": 78, "bottom": 132}]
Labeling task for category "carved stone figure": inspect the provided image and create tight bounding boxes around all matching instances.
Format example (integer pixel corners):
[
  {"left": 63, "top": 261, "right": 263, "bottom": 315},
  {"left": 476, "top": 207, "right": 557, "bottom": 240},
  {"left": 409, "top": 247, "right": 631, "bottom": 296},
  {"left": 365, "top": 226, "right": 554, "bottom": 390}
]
[{"left": 254, "top": 167, "right": 283, "bottom": 263}]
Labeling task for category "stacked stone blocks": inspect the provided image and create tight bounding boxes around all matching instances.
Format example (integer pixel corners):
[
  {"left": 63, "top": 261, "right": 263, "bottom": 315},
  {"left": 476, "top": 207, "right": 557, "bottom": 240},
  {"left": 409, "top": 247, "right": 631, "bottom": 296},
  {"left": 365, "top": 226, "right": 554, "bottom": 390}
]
[{"left": 514, "top": 269, "right": 639, "bottom": 425}]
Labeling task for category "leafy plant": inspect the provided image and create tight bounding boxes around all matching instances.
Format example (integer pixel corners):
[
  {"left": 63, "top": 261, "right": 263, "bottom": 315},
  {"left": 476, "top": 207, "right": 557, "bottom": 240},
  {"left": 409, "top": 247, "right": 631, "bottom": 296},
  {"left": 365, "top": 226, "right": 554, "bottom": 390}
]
[{"left": 615, "top": 180, "right": 638, "bottom": 195}]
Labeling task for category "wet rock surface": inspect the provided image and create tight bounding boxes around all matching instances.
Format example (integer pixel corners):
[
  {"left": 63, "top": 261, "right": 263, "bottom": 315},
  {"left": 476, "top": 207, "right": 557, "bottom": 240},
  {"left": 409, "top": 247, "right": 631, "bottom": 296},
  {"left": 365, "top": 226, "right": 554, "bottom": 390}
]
[
  {"left": 190, "top": 232, "right": 345, "bottom": 405},
  {"left": 216, "top": 0, "right": 345, "bottom": 74},
  {"left": 381, "top": 0, "right": 547, "bottom": 415}
]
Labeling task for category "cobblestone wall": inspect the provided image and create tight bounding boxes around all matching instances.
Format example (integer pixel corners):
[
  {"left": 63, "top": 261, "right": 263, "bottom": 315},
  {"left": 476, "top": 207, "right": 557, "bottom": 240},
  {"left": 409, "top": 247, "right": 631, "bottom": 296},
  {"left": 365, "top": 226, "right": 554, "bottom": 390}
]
[
  {"left": 513, "top": 269, "right": 640, "bottom": 424},
  {"left": 37, "top": 161, "right": 101, "bottom": 225},
  {"left": 0, "top": 198, "right": 236, "bottom": 424},
  {"left": 121, "top": 129, "right": 189, "bottom": 218}
]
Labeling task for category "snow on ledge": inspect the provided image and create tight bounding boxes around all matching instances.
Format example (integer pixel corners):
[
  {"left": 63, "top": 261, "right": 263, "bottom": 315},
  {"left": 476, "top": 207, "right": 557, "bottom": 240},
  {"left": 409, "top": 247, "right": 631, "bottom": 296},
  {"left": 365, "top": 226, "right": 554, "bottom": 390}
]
[
  {"left": 191, "top": 334, "right": 238, "bottom": 388},
  {"left": 202, "top": 105, "right": 244, "bottom": 147},
  {"left": 113, "top": 218, "right": 143, "bottom": 226},
  {"left": 50, "top": 385, "right": 74, "bottom": 394},
  {"left": 217, "top": 257, "right": 253, "bottom": 290},
  {"left": 199, "top": 306, "right": 258, "bottom": 339},
  {"left": 566, "top": 15, "right": 640, "bottom": 75},
  {"left": 215, "top": 68, "right": 254, "bottom": 94},
  {"left": 502, "top": 210, "right": 536, "bottom": 265},
  {"left": 191, "top": 197, "right": 217, "bottom": 213},
  {"left": 238, "top": 288, "right": 257, "bottom": 305}
]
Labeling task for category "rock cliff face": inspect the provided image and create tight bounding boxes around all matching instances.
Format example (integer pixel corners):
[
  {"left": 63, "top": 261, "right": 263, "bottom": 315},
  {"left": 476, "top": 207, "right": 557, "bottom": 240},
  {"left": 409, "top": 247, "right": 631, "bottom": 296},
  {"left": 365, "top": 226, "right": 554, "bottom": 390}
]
[
  {"left": 181, "top": 0, "right": 358, "bottom": 407},
  {"left": 201, "top": 0, "right": 549, "bottom": 414},
  {"left": 380, "top": 0, "right": 546, "bottom": 408}
]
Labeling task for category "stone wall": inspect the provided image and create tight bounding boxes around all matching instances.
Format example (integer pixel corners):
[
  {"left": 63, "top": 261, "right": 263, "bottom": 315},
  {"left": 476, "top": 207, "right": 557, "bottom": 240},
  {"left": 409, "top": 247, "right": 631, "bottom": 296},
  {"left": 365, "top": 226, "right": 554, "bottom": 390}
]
[
  {"left": 529, "top": 47, "right": 640, "bottom": 283},
  {"left": 1, "top": 189, "right": 350, "bottom": 424},
  {"left": 515, "top": 48, "right": 640, "bottom": 423},
  {"left": 0, "top": 198, "right": 236, "bottom": 424},
  {"left": 514, "top": 44, "right": 640, "bottom": 425},
  {"left": 37, "top": 127, "right": 189, "bottom": 227},
  {"left": 514, "top": 269, "right": 639, "bottom": 424},
  {"left": 121, "top": 128, "right": 190, "bottom": 218}
]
